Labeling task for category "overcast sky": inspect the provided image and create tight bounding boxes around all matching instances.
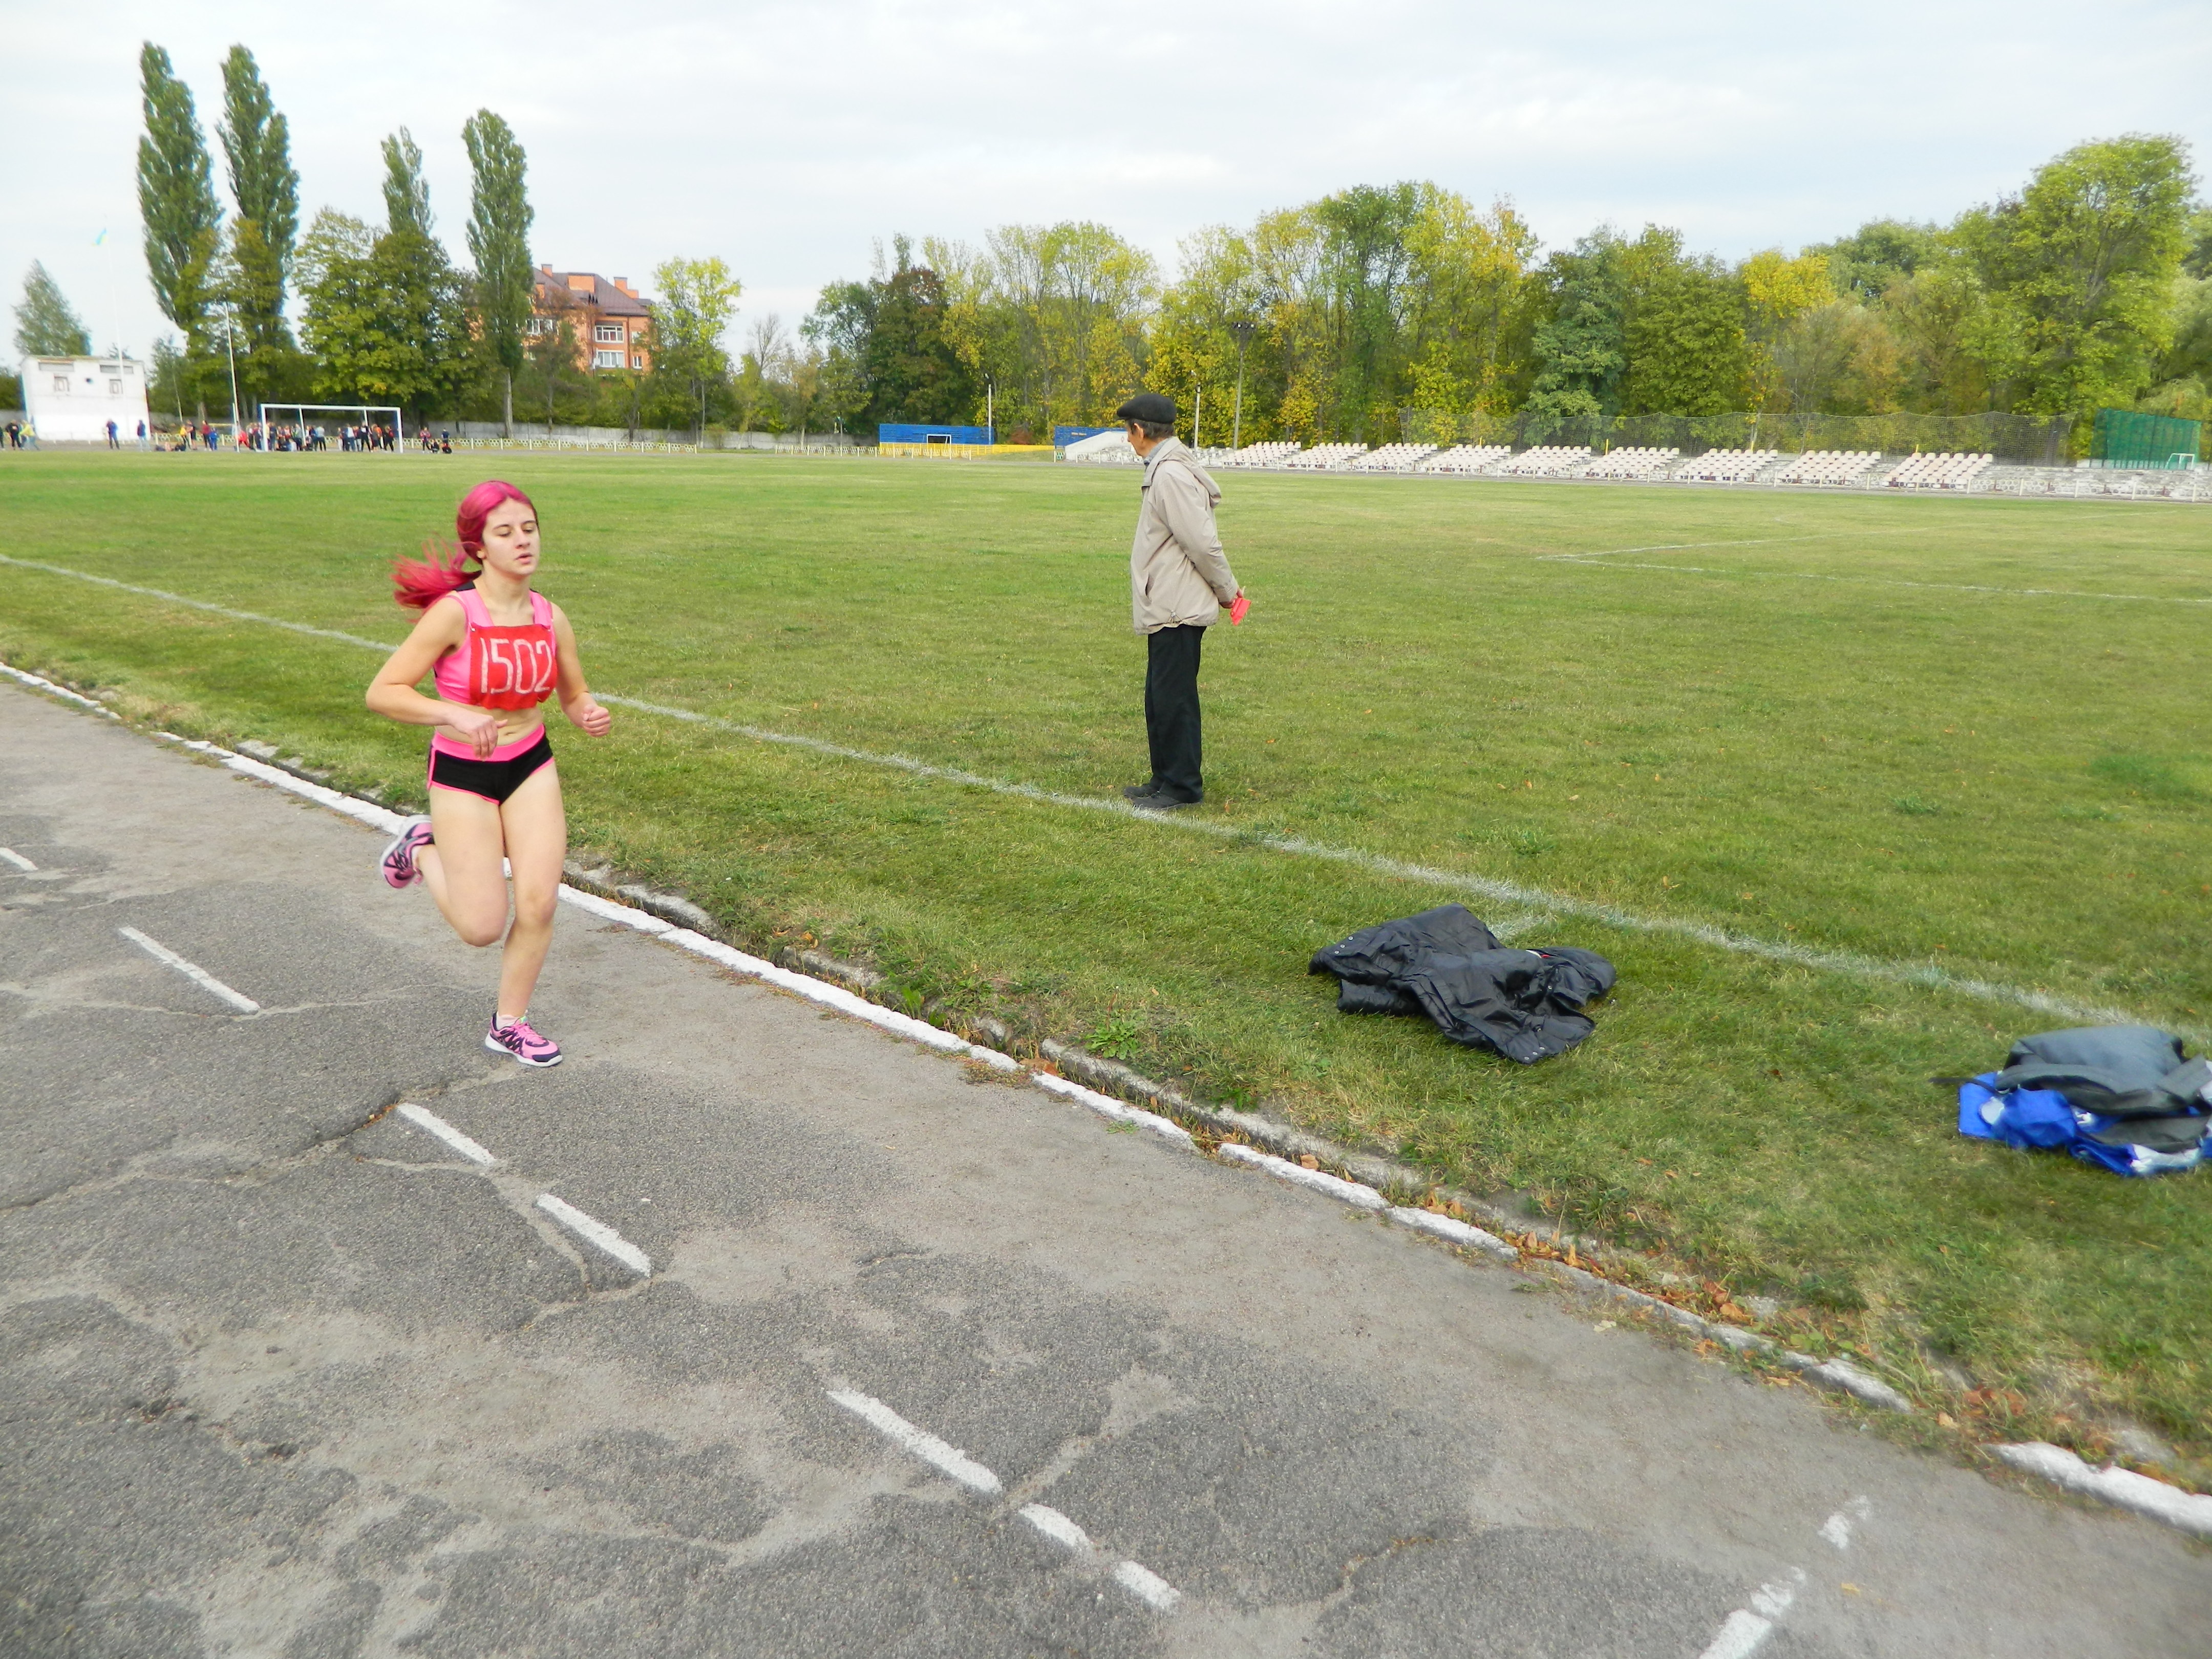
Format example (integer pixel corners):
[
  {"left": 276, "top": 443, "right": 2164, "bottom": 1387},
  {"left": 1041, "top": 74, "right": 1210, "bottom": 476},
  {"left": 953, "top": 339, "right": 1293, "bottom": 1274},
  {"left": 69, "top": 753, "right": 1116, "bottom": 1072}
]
[{"left": 7, "top": 0, "right": 2208, "bottom": 360}]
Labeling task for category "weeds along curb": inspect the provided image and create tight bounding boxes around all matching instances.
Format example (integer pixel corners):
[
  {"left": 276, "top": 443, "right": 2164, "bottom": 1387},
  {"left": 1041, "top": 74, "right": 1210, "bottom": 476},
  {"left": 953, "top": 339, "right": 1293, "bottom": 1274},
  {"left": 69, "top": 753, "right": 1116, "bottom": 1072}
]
[{"left": 5, "top": 655, "right": 2208, "bottom": 1543}]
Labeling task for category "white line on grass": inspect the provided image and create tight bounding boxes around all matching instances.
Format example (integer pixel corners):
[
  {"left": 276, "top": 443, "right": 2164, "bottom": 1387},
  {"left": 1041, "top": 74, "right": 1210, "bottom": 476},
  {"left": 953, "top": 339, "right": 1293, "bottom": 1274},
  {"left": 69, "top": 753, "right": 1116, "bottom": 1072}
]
[
  {"left": 0, "top": 555, "right": 400, "bottom": 651},
  {"left": 116, "top": 926, "right": 260, "bottom": 1013},
  {"left": 1546, "top": 552, "right": 2212, "bottom": 607},
  {"left": 0, "top": 570, "right": 2188, "bottom": 1034},
  {"left": 395, "top": 1102, "right": 497, "bottom": 1165},
  {"left": 534, "top": 1192, "right": 651, "bottom": 1275},
  {"left": 0, "top": 847, "right": 36, "bottom": 871},
  {"left": 826, "top": 1388, "right": 1003, "bottom": 1494}
]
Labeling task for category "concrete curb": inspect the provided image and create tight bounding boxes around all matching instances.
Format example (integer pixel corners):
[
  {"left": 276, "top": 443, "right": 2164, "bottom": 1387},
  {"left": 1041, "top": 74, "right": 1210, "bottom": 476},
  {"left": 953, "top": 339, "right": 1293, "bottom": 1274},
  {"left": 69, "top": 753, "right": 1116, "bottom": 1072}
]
[{"left": 3, "top": 656, "right": 2204, "bottom": 1540}]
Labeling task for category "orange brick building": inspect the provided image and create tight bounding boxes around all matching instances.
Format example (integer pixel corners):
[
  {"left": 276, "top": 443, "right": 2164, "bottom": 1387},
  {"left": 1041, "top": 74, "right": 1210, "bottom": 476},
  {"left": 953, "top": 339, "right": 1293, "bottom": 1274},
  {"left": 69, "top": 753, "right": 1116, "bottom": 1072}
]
[{"left": 528, "top": 268, "right": 652, "bottom": 373}]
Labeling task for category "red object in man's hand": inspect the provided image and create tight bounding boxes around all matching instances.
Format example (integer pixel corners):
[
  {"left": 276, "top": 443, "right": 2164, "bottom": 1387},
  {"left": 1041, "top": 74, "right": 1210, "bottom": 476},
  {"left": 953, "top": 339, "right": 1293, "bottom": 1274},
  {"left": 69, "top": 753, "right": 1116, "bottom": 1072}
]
[{"left": 1229, "top": 592, "right": 1250, "bottom": 626}]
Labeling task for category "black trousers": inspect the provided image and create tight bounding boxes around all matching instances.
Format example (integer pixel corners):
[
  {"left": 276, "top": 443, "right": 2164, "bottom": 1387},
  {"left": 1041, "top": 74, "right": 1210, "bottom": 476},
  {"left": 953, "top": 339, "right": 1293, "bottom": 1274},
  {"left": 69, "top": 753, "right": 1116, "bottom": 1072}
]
[{"left": 1143, "top": 624, "right": 1206, "bottom": 801}]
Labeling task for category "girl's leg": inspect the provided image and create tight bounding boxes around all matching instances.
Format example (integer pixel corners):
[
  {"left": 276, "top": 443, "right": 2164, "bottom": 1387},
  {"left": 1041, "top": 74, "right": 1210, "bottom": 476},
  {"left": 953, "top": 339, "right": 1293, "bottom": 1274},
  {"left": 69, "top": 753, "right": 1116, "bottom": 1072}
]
[
  {"left": 492, "top": 762, "right": 567, "bottom": 1020},
  {"left": 418, "top": 787, "right": 512, "bottom": 948}
]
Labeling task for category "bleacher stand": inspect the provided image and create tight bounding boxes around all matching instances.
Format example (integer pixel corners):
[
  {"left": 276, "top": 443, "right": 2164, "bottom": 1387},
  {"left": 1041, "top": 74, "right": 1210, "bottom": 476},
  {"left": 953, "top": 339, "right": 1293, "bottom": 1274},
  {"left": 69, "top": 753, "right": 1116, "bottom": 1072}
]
[
  {"left": 1283, "top": 443, "right": 1370, "bottom": 471},
  {"left": 1350, "top": 443, "right": 1437, "bottom": 473},
  {"left": 1581, "top": 446, "right": 1679, "bottom": 481},
  {"left": 1216, "top": 441, "right": 1303, "bottom": 470},
  {"left": 1498, "top": 445, "right": 1592, "bottom": 477},
  {"left": 1417, "top": 444, "right": 1512, "bottom": 475},
  {"left": 1879, "top": 452, "right": 1992, "bottom": 490},
  {"left": 1674, "top": 449, "right": 1777, "bottom": 484},
  {"left": 1772, "top": 450, "right": 1883, "bottom": 486}
]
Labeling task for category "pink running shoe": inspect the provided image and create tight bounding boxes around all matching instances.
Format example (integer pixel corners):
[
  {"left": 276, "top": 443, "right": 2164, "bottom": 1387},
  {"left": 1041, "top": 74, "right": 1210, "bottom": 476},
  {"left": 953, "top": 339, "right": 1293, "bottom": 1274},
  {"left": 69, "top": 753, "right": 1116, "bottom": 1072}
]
[
  {"left": 485, "top": 1014, "right": 562, "bottom": 1068},
  {"left": 380, "top": 817, "right": 434, "bottom": 888}
]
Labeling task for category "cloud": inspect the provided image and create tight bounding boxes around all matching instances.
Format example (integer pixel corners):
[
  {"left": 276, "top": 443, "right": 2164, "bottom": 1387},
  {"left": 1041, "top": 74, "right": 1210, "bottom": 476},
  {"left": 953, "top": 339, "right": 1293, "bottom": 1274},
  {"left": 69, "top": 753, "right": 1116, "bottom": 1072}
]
[{"left": 5, "top": 0, "right": 2205, "bottom": 363}]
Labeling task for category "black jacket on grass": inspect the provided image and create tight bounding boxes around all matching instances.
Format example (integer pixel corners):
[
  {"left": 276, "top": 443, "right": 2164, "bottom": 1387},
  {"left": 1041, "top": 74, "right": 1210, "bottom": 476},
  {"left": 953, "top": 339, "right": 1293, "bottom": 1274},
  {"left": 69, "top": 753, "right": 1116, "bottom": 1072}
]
[{"left": 1309, "top": 903, "right": 1615, "bottom": 1064}]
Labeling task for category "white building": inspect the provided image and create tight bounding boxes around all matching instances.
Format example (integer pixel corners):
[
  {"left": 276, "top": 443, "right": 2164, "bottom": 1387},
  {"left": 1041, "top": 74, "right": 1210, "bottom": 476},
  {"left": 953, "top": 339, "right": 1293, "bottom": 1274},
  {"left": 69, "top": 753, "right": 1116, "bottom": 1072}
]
[{"left": 20, "top": 355, "right": 153, "bottom": 443}]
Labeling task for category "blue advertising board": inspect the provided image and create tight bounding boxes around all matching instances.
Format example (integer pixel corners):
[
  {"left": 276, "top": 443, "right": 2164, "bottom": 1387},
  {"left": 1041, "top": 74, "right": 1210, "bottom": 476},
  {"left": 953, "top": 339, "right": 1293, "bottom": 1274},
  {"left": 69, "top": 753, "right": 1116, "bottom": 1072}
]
[
  {"left": 878, "top": 423, "right": 994, "bottom": 445},
  {"left": 1054, "top": 426, "right": 1117, "bottom": 448}
]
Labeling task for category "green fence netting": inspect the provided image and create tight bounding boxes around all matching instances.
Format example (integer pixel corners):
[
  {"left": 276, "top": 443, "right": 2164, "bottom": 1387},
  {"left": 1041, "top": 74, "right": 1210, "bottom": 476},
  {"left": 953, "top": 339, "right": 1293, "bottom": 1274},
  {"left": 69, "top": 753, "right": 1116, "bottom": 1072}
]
[{"left": 2090, "top": 408, "right": 2203, "bottom": 469}]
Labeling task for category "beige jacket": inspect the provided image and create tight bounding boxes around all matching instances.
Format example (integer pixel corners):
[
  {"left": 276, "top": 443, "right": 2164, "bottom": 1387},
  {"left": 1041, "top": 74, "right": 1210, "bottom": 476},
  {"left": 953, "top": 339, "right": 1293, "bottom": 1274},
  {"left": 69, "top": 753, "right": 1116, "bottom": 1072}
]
[{"left": 1130, "top": 437, "right": 1239, "bottom": 634}]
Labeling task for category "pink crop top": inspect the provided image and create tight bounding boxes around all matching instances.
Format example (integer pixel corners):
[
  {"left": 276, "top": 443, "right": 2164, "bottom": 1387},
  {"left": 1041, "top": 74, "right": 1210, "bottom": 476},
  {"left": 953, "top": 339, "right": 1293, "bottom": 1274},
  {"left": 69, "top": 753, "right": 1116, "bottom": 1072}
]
[{"left": 430, "top": 586, "right": 558, "bottom": 760}]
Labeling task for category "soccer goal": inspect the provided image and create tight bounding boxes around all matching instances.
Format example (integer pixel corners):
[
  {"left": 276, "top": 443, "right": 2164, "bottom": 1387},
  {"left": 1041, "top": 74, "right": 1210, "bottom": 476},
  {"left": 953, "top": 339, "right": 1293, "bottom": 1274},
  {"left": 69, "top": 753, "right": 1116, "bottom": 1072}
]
[{"left": 254, "top": 402, "right": 406, "bottom": 451}]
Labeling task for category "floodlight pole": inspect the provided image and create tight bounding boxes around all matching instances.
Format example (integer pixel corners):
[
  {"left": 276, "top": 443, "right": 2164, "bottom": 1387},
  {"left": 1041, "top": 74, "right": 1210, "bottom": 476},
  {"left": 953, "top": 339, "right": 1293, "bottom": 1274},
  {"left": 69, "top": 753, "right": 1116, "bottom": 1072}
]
[
  {"left": 986, "top": 378, "right": 994, "bottom": 445},
  {"left": 1193, "top": 385, "right": 1202, "bottom": 450},
  {"left": 1228, "top": 318, "right": 1256, "bottom": 453}
]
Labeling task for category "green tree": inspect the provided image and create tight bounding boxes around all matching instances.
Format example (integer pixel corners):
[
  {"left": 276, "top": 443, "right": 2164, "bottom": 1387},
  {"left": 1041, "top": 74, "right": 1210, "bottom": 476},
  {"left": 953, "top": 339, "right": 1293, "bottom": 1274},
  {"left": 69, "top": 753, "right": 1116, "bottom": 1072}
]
[
  {"left": 463, "top": 109, "right": 535, "bottom": 436},
  {"left": 1963, "top": 134, "right": 2196, "bottom": 416},
  {"left": 1523, "top": 230, "right": 1633, "bottom": 431},
  {"left": 137, "top": 42, "right": 223, "bottom": 346},
  {"left": 381, "top": 129, "right": 433, "bottom": 240},
  {"left": 805, "top": 239, "right": 982, "bottom": 428},
  {"left": 297, "top": 203, "right": 475, "bottom": 421},
  {"left": 215, "top": 45, "right": 297, "bottom": 348},
  {"left": 646, "top": 256, "right": 742, "bottom": 437},
  {"left": 1810, "top": 220, "right": 1944, "bottom": 302},
  {"left": 13, "top": 262, "right": 92, "bottom": 357},
  {"left": 1620, "top": 237, "right": 1747, "bottom": 416}
]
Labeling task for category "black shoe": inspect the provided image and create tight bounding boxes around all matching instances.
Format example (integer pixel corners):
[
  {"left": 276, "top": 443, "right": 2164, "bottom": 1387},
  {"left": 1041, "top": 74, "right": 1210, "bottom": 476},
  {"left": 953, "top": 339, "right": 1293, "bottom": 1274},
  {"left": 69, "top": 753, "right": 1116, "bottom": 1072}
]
[
  {"left": 1121, "top": 781, "right": 1159, "bottom": 801},
  {"left": 1132, "top": 788, "right": 1202, "bottom": 811}
]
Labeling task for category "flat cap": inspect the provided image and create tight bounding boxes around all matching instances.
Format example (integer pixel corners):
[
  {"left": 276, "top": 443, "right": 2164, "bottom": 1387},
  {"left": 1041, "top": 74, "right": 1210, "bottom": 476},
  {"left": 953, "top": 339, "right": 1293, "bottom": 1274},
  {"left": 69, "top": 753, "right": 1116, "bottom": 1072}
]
[{"left": 1115, "top": 392, "right": 1176, "bottom": 426}]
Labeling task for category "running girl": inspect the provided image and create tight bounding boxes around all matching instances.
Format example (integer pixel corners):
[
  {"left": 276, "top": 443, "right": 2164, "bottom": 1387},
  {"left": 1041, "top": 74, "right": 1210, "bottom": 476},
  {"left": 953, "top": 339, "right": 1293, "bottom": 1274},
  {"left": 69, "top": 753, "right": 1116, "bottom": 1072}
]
[{"left": 367, "top": 480, "right": 611, "bottom": 1066}]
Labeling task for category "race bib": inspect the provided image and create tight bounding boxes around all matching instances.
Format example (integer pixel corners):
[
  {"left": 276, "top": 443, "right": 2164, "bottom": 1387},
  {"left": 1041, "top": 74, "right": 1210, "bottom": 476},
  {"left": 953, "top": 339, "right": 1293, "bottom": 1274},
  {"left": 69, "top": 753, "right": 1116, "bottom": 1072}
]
[{"left": 469, "top": 625, "right": 558, "bottom": 709}]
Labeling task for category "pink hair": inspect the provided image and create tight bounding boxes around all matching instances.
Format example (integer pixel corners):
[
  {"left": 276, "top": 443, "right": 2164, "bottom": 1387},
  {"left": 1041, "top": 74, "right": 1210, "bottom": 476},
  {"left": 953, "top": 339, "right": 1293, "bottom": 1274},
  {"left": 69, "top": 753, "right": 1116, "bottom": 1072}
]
[{"left": 392, "top": 480, "right": 538, "bottom": 609}]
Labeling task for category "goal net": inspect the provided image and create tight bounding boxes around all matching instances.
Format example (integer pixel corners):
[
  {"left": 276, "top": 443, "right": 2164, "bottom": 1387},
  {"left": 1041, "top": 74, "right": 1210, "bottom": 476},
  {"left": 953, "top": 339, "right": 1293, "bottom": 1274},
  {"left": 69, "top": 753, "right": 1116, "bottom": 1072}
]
[{"left": 254, "top": 403, "right": 406, "bottom": 450}]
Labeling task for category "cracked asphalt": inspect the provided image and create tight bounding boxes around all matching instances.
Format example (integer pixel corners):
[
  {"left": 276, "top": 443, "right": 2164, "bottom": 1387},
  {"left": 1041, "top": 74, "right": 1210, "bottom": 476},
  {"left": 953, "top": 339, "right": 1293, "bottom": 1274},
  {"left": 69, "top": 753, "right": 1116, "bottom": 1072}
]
[{"left": 2, "top": 680, "right": 2206, "bottom": 1657}]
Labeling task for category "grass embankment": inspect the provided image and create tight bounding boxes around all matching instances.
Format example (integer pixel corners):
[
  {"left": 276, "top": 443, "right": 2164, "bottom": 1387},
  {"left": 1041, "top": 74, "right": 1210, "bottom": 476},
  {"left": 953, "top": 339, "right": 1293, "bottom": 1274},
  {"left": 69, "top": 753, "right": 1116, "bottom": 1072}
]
[{"left": 3, "top": 451, "right": 2207, "bottom": 1470}]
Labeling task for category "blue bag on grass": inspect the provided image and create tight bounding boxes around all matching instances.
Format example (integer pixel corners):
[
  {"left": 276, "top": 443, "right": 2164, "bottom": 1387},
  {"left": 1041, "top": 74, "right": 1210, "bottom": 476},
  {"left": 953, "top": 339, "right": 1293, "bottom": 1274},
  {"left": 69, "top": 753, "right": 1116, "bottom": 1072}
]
[{"left": 1958, "top": 1076, "right": 2209, "bottom": 1178}]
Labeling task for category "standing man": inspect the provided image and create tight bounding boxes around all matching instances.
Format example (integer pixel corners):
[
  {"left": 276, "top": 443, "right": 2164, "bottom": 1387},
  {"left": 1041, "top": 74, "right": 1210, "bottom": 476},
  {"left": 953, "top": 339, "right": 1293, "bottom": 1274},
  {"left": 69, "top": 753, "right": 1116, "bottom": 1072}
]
[
  {"left": 105, "top": 418, "right": 119, "bottom": 450},
  {"left": 1116, "top": 392, "right": 1243, "bottom": 811}
]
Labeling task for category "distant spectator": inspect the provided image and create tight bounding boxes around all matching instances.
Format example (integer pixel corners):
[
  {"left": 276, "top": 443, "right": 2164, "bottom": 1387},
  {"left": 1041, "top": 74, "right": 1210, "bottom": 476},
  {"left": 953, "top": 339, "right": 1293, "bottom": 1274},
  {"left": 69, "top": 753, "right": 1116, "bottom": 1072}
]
[{"left": 106, "top": 419, "right": 120, "bottom": 450}]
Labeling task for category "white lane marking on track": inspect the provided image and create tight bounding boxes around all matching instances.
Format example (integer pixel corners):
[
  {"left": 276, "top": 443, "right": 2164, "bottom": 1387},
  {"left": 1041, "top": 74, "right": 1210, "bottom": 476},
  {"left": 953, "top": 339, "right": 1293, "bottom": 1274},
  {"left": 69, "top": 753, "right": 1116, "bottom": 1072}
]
[
  {"left": 3, "top": 624, "right": 2195, "bottom": 1036},
  {"left": 1019, "top": 1503, "right": 1097, "bottom": 1556},
  {"left": 1111, "top": 1561, "right": 1182, "bottom": 1613},
  {"left": 831, "top": 1395, "right": 1182, "bottom": 1614},
  {"left": 1546, "top": 552, "right": 2212, "bottom": 607},
  {"left": 1696, "top": 1567, "right": 1804, "bottom": 1659},
  {"left": 827, "top": 1388, "right": 1004, "bottom": 1494},
  {"left": 1818, "top": 1495, "right": 1872, "bottom": 1549},
  {"left": 396, "top": 1102, "right": 497, "bottom": 1166},
  {"left": 116, "top": 926, "right": 260, "bottom": 1013},
  {"left": 0, "top": 847, "right": 36, "bottom": 871},
  {"left": 535, "top": 1193, "right": 651, "bottom": 1275}
]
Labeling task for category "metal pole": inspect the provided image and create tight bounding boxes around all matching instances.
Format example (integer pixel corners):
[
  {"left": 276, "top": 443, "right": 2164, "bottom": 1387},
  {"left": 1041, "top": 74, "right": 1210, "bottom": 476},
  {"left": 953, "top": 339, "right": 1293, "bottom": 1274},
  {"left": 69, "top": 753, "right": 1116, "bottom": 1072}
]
[
  {"left": 1229, "top": 317, "right": 1255, "bottom": 453},
  {"left": 1193, "top": 385, "right": 1202, "bottom": 450},
  {"left": 986, "top": 379, "right": 994, "bottom": 445},
  {"left": 223, "top": 316, "right": 242, "bottom": 449}
]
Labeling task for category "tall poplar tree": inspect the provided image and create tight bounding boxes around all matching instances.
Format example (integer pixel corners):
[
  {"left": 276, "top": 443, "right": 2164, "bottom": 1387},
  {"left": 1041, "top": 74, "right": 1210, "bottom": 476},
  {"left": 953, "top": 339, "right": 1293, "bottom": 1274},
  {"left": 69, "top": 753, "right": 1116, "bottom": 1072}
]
[
  {"left": 381, "top": 129, "right": 433, "bottom": 239},
  {"left": 136, "top": 42, "right": 222, "bottom": 347},
  {"left": 216, "top": 45, "right": 299, "bottom": 348},
  {"left": 463, "top": 110, "right": 535, "bottom": 436}
]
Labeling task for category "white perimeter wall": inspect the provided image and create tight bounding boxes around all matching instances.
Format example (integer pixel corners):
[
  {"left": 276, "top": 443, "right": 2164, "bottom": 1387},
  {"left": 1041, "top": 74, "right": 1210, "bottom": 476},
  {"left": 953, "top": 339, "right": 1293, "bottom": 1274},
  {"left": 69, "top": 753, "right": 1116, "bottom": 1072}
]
[{"left": 21, "top": 356, "right": 152, "bottom": 442}]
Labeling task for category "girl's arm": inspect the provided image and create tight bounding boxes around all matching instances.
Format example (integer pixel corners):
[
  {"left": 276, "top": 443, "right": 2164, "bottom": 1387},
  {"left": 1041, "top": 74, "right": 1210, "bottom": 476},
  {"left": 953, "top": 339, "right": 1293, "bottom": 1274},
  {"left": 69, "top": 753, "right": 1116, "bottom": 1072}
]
[
  {"left": 550, "top": 604, "right": 612, "bottom": 736},
  {"left": 366, "top": 598, "right": 500, "bottom": 755}
]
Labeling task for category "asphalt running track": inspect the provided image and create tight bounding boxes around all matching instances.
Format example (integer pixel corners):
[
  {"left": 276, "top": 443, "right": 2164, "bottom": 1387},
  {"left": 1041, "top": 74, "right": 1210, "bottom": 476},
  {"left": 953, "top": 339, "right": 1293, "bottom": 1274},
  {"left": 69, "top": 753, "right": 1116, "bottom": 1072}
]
[{"left": 1, "top": 681, "right": 2206, "bottom": 1657}]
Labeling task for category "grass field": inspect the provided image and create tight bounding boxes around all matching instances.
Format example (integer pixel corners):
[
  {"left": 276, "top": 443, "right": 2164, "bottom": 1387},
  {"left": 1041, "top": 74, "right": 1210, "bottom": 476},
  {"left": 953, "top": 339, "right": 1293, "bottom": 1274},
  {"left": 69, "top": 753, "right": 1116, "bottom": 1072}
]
[{"left": 4, "top": 450, "right": 2208, "bottom": 1472}]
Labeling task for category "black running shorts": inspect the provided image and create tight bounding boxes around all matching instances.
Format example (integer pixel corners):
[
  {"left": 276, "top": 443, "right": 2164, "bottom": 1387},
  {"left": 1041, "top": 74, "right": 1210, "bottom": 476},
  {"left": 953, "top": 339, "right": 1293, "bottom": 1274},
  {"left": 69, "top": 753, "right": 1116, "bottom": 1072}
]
[{"left": 428, "top": 733, "right": 555, "bottom": 803}]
